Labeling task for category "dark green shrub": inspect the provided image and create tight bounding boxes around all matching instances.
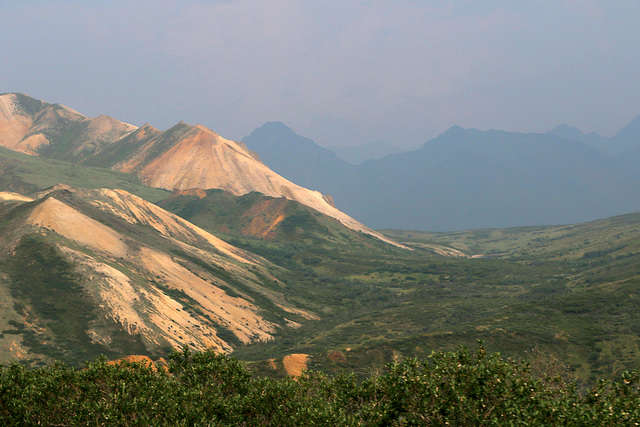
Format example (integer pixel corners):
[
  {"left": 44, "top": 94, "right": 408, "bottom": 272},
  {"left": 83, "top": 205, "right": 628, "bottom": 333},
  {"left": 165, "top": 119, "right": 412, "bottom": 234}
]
[{"left": 0, "top": 344, "right": 639, "bottom": 425}]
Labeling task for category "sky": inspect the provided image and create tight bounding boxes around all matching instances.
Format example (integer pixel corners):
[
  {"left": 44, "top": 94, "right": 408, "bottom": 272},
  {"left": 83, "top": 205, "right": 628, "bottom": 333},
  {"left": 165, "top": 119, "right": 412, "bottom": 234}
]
[{"left": 1, "top": 0, "right": 639, "bottom": 149}]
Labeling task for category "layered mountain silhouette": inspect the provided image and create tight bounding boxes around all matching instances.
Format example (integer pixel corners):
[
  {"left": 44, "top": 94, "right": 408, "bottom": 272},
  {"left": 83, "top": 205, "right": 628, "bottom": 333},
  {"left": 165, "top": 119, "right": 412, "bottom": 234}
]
[
  {"left": 242, "top": 122, "right": 354, "bottom": 193},
  {"left": 546, "top": 116, "right": 640, "bottom": 157},
  {"left": 244, "top": 121, "right": 640, "bottom": 231},
  {"left": 326, "top": 140, "right": 403, "bottom": 164}
]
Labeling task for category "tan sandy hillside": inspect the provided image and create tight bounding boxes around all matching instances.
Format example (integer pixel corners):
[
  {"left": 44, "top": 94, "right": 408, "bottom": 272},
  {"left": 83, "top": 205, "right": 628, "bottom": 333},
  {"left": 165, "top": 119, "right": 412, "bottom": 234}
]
[
  {"left": 0, "top": 93, "right": 136, "bottom": 159},
  {"left": 0, "top": 186, "right": 316, "bottom": 363}
]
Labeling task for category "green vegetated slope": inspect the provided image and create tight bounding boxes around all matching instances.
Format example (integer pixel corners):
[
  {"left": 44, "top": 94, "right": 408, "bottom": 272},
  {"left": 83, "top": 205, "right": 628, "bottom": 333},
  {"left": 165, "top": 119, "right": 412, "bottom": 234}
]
[
  {"left": 218, "top": 214, "right": 640, "bottom": 383},
  {"left": 0, "top": 146, "right": 170, "bottom": 202},
  {"left": 157, "top": 188, "right": 390, "bottom": 249}
]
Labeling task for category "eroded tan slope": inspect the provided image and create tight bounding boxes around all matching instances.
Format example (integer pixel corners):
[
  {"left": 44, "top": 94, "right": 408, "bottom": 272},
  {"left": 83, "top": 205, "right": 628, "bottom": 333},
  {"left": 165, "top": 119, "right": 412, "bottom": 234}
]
[
  {"left": 82, "top": 188, "right": 255, "bottom": 264},
  {"left": 27, "top": 196, "right": 130, "bottom": 258},
  {"left": 0, "top": 93, "right": 136, "bottom": 158},
  {"left": 0, "top": 191, "right": 34, "bottom": 202},
  {"left": 4, "top": 187, "right": 315, "bottom": 355}
]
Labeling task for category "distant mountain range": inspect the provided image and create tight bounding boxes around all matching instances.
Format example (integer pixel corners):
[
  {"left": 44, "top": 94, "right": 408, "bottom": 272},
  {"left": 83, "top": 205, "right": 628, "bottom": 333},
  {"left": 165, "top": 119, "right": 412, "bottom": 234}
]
[
  {"left": 326, "top": 140, "right": 403, "bottom": 164},
  {"left": 244, "top": 120, "right": 640, "bottom": 231},
  {"left": 546, "top": 116, "right": 640, "bottom": 156}
]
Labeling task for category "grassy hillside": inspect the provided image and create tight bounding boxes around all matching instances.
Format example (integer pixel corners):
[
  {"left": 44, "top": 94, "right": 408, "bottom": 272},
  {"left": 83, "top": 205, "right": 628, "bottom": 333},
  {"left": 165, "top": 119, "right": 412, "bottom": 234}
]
[
  {"left": 0, "top": 146, "right": 170, "bottom": 202},
  {"left": 157, "top": 189, "right": 390, "bottom": 249},
  {"left": 222, "top": 214, "right": 640, "bottom": 383}
]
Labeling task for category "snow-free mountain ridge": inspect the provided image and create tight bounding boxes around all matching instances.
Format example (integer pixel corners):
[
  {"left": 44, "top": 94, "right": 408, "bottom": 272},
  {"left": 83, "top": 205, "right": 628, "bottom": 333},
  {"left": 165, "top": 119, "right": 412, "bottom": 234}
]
[
  {"left": 245, "top": 120, "right": 640, "bottom": 231},
  {"left": 0, "top": 93, "right": 400, "bottom": 247}
]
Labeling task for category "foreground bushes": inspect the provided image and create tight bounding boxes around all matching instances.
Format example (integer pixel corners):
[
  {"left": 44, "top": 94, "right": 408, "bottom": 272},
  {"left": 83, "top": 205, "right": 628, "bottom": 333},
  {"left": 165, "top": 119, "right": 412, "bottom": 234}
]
[{"left": 1, "top": 344, "right": 639, "bottom": 425}]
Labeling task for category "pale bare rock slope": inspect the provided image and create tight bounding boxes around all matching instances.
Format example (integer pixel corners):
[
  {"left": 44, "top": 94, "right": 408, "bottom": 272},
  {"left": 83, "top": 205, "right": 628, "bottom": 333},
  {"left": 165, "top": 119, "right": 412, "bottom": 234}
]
[
  {"left": 82, "top": 188, "right": 256, "bottom": 264},
  {"left": 2, "top": 187, "right": 315, "bottom": 357},
  {"left": 0, "top": 93, "right": 136, "bottom": 159},
  {"left": 0, "top": 191, "right": 34, "bottom": 202}
]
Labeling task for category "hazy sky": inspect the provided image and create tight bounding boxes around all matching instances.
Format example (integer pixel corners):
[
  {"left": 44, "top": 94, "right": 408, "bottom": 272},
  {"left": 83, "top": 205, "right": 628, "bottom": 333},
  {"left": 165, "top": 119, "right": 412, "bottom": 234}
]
[{"left": 2, "top": 0, "right": 639, "bottom": 148}]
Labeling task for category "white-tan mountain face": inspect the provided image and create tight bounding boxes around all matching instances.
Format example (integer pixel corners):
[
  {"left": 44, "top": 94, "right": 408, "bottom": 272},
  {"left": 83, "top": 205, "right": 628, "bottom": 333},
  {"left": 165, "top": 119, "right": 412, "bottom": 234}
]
[
  {"left": 0, "top": 93, "right": 136, "bottom": 158},
  {"left": 2, "top": 187, "right": 316, "bottom": 356}
]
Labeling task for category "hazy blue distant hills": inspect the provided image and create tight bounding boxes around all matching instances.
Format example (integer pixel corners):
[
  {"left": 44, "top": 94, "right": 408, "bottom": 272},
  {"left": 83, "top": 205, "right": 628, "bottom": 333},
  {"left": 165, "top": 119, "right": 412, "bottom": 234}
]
[
  {"left": 610, "top": 115, "right": 640, "bottom": 159},
  {"left": 349, "top": 126, "right": 640, "bottom": 230},
  {"left": 243, "top": 122, "right": 354, "bottom": 196},
  {"left": 547, "top": 116, "right": 640, "bottom": 156},
  {"left": 245, "top": 121, "right": 640, "bottom": 231},
  {"left": 325, "top": 140, "right": 403, "bottom": 164},
  {"left": 546, "top": 124, "right": 609, "bottom": 153}
]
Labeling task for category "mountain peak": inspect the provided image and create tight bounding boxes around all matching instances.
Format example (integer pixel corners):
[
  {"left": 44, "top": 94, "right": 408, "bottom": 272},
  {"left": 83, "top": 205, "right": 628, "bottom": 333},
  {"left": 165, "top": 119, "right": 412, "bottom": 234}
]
[
  {"left": 439, "top": 125, "right": 471, "bottom": 138},
  {"left": 259, "top": 121, "right": 292, "bottom": 131},
  {"left": 193, "top": 123, "right": 220, "bottom": 137},
  {"left": 251, "top": 121, "right": 297, "bottom": 139},
  {"left": 139, "top": 123, "right": 158, "bottom": 132},
  {"left": 547, "top": 124, "right": 588, "bottom": 140}
]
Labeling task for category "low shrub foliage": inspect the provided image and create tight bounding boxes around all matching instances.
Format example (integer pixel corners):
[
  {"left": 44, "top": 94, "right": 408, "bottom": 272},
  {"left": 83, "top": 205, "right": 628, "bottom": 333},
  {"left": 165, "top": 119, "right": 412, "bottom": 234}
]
[{"left": 1, "top": 343, "right": 639, "bottom": 425}]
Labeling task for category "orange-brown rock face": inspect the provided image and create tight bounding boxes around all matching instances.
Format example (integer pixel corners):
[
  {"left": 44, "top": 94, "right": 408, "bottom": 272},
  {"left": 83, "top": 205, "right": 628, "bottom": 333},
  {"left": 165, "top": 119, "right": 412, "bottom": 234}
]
[{"left": 240, "top": 198, "right": 289, "bottom": 239}]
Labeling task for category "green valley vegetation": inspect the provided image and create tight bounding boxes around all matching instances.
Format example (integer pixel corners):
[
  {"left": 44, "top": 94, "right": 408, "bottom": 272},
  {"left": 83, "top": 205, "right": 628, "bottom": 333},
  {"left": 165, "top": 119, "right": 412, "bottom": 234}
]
[
  {"left": 224, "top": 213, "right": 640, "bottom": 385},
  {"left": 1, "top": 344, "right": 639, "bottom": 425},
  {"left": 0, "top": 146, "right": 170, "bottom": 202}
]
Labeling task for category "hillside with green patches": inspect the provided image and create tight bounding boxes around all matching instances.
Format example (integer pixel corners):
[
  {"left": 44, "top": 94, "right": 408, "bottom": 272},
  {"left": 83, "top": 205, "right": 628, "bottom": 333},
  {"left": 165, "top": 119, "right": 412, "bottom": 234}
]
[
  {"left": 224, "top": 214, "right": 640, "bottom": 383},
  {"left": 157, "top": 189, "right": 391, "bottom": 250},
  {"left": 0, "top": 187, "right": 321, "bottom": 366},
  {"left": 0, "top": 146, "right": 170, "bottom": 202}
]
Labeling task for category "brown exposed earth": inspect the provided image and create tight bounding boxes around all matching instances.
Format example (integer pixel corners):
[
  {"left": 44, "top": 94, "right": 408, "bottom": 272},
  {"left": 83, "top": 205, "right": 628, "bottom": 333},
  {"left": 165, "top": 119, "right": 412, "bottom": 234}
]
[
  {"left": 106, "top": 355, "right": 168, "bottom": 372},
  {"left": 282, "top": 353, "right": 309, "bottom": 377},
  {"left": 327, "top": 350, "right": 347, "bottom": 363}
]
